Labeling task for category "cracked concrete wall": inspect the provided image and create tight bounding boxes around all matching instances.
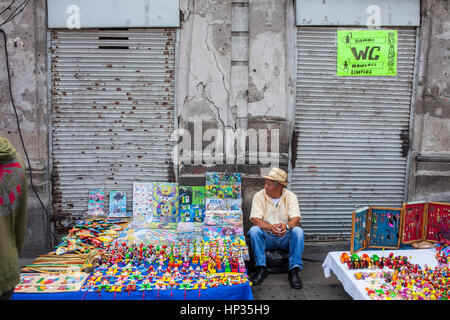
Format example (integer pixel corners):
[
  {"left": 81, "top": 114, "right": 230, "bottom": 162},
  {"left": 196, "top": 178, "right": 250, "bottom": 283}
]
[
  {"left": 178, "top": 0, "right": 233, "bottom": 129},
  {"left": 248, "top": 0, "right": 287, "bottom": 119},
  {"left": 0, "top": 0, "right": 51, "bottom": 256},
  {"left": 177, "top": 0, "right": 295, "bottom": 233},
  {"left": 409, "top": 0, "right": 450, "bottom": 202}
]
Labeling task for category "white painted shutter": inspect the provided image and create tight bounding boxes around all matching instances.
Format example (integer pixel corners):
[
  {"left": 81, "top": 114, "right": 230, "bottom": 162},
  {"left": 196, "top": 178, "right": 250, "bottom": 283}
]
[{"left": 291, "top": 27, "right": 417, "bottom": 238}]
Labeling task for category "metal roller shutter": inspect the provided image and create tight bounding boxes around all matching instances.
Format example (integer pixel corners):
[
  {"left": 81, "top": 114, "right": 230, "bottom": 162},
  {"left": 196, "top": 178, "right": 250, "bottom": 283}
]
[
  {"left": 50, "top": 28, "right": 176, "bottom": 217},
  {"left": 291, "top": 27, "right": 417, "bottom": 239}
]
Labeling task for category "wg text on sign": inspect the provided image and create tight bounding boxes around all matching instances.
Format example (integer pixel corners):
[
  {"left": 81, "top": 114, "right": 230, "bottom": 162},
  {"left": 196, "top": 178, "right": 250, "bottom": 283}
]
[{"left": 337, "top": 30, "right": 398, "bottom": 76}]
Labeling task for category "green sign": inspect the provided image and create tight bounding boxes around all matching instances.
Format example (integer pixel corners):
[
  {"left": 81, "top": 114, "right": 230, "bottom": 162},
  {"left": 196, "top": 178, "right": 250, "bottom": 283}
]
[{"left": 337, "top": 30, "right": 397, "bottom": 76}]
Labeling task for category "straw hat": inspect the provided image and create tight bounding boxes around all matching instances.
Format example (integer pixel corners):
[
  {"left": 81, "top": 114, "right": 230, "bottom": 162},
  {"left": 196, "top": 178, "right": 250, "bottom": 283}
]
[{"left": 261, "top": 167, "right": 289, "bottom": 186}]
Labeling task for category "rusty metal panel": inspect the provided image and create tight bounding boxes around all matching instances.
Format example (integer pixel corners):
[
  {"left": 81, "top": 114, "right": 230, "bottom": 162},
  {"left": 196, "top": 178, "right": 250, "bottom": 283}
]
[
  {"left": 50, "top": 29, "right": 176, "bottom": 220},
  {"left": 291, "top": 27, "right": 417, "bottom": 238}
]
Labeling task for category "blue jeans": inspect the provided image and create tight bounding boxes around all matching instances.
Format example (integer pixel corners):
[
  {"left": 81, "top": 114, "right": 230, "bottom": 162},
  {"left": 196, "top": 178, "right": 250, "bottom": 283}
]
[{"left": 248, "top": 225, "right": 305, "bottom": 271}]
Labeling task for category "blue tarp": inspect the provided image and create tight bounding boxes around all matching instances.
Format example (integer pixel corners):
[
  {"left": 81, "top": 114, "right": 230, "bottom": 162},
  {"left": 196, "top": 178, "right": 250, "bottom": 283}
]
[{"left": 12, "top": 283, "right": 253, "bottom": 300}]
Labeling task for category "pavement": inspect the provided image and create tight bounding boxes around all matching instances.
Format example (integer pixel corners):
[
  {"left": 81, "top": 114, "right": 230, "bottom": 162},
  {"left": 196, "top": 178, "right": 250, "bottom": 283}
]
[
  {"left": 19, "top": 240, "right": 352, "bottom": 301},
  {"left": 250, "top": 241, "right": 352, "bottom": 300}
]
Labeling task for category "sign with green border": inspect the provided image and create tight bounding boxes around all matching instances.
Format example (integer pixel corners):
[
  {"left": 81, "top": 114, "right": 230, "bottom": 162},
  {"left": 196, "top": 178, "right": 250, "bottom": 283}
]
[{"left": 337, "top": 30, "right": 397, "bottom": 76}]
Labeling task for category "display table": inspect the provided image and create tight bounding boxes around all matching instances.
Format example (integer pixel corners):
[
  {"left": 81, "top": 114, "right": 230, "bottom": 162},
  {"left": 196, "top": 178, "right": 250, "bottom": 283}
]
[
  {"left": 322, "top": 248, "right": 437, "bottom": 300},
  {"left": 12, "top": 282, "right": 253, "bottom": 300}
]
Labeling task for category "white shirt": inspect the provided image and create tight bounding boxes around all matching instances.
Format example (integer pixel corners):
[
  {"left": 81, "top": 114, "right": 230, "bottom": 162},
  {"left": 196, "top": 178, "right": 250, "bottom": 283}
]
[
  {"left": 250, "top": 188, "right": 301, "bottom": 225},
  {"left": 270, "top": 196, "right": 281, "bottom": 208}
]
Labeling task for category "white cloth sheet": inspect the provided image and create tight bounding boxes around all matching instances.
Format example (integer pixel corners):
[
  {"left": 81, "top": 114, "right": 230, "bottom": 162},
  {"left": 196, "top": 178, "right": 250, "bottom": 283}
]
[{"left": 322, "top": 248, "right": 437, "bottom": 300}]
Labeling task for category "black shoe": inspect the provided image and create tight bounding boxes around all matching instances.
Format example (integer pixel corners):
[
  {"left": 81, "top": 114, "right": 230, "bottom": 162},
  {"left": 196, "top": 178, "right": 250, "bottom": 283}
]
[
  {"left": 288, "top": 267, "right": 302, "bottom": 289},
  {"left": 251, "top": 266, "right": 268, "bottom": 285}
]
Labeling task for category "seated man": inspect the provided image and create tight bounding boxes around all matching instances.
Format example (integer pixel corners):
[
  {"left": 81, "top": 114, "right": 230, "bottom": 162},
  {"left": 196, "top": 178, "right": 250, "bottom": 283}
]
[{"left": 248, "top": 167, "right": 304, "bottom": 289}]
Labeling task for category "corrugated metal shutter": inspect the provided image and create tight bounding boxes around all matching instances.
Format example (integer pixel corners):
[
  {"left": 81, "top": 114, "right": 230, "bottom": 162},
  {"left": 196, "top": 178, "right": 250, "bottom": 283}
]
[
  {"left": 50, "top": 29, "right": 176, "bottom": 217},
  {"left": 292, "top": 27, "right": 416, "bottom": 239}
]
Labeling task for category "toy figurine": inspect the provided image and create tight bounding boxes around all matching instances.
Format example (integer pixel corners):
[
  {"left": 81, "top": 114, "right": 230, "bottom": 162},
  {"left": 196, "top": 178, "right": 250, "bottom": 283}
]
[
  {"left": 340, "top": 252, "right": 350, "bottom": 263},
  {"left": 224, "top": 260, "right": 231, "bottom": 272},
  {"left": 208, "top": 261, "right": 216, "bottom": 274},
  {"left": 84, "top": 278, "right": 98, "bottom": 292},
  {"left": 139, "top": 278, "right": 153, "bottom": 291},
  {"left": 155, "top": 278, "right": 166, "bottom": 290},
  {"left": 199, "top": 279, "right": 208, "bottom": 290},
  {"left": 125, "top": 279, "right": 137, "bottom": 294},
  {"left": 231, "top": 260, "right": 238, "bottom": 273},
  {"left": 168, "top": 277, "right": 177, "bottom": 289},
  {"left": 238, "top": 258, "right": 246, "bottom": 273},
  {"left": 173, "top": 267, "right": 181, "bottom": 277},
  {"left": 96, "top": 278, "right": 110, "bottom": 292},
  {"left": 180, "top": 279, "right": 192, "bottom": 290}
]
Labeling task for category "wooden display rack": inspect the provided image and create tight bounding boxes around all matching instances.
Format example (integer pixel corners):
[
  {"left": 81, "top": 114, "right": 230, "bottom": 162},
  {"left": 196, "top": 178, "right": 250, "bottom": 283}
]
[
  {"left": 400, "top": 201, "right": 427, "bottom": 244},
  {"left": 351, "top": 201, "right": 450, "bottom": 253},
  {"left": 350, "top": 206, "right": 402, "bottom": 254},
  {"left": 367, "top": 206, "right": 403, "bottom": 250},
  {"left": 350, "top": 207, "right": 370, "bottom": 254},
  {"left": 401, "top": 201, "right": 450, "bottom": 244}
]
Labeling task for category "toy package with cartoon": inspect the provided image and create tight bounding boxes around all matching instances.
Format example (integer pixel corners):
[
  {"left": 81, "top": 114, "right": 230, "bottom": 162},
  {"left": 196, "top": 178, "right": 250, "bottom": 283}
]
[
  {"left": 131, "top": 182, "right": 179, "bottom": 228},
  {"left": 178, "top": 186, "right": 206, "bottom": 222},
  {"left": 203, "top": 172, "right": 245, "bottom": 242},
  {"left": 86, "top": 189, "right": 106, "bottom": 216},
  {"left": 108, "top": 191, "right": 131, "bottom": 218}
]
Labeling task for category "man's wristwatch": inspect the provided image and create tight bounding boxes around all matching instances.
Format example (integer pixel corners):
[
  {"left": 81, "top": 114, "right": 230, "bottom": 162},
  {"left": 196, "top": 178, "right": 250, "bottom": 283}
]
[{"left": 286, "top": 224, "right": 290, "bottom": 230}]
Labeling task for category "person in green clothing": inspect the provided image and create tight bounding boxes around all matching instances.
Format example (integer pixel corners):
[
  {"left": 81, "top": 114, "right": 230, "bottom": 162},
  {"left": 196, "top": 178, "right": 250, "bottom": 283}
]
[{"left": 0, "top": 136, "right": 28, "bottom": 300}]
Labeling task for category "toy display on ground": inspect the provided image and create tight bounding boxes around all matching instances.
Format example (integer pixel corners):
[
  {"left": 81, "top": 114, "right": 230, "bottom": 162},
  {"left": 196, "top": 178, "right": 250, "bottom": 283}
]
[{"left": 13, "top": 172, "right": 252, "bottom": 300}]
